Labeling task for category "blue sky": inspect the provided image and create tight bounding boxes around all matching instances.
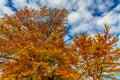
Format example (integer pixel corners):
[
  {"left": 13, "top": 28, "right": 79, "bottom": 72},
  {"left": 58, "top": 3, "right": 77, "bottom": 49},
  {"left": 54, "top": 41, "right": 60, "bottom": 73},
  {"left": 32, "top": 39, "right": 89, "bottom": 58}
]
[{"left": 0, "top": 0, "right": 120, "bottom": 46}]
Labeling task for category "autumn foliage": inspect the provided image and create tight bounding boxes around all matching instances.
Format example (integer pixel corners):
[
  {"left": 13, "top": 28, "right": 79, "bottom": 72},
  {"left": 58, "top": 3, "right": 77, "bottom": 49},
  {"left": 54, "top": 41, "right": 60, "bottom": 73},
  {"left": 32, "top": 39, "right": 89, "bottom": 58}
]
[{"left": 0, "top": 7, "right": 120, "bottom": 80}]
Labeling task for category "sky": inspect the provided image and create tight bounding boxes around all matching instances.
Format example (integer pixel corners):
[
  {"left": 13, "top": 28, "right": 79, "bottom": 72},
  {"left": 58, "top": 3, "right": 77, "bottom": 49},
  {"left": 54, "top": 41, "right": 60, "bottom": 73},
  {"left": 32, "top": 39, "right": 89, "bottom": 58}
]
[{"left": 0, "top": 0, "right": 120, "bottom": 47}]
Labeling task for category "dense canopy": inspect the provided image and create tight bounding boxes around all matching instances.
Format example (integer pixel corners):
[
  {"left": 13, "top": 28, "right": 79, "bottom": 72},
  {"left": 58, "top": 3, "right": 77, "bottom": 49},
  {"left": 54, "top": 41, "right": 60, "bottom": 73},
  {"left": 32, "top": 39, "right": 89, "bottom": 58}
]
[{"left": 0, "top": 7, "right": 120, "bottom": 80}]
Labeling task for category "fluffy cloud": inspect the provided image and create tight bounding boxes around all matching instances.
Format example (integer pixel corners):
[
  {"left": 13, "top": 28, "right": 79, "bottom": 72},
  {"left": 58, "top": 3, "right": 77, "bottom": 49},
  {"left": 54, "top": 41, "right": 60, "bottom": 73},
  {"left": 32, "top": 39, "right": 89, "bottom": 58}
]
[
  {"left": 68, "top": 12, "right": 81, "bottom": 26},
  {"left": 0, "top": 0, "right": 14, "bottom": 17},
  {"left": 67, "top": 0, "right": 120, "bottom": 35},
  {"left": 12, "top": 0, "right": 28, "bottom": 10},
  {"left": 97, "top": 5, "right": 120, "bottom": 34},
  {"left": 40, "top": 0, "right": 78, "bottom": 10}
]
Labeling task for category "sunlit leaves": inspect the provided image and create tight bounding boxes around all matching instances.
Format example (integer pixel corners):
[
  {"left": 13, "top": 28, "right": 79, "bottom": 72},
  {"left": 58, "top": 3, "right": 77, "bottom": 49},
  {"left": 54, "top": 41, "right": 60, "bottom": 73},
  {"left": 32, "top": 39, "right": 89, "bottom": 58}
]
[
  {"left": 0, "top": 6, "right": 75, "bottom": 80},
  {"left": 71, "top": 25, "right": 120, "bottom": 79},
  {"left": 0, "top": 6, "right": 120, "bottom": 80}
]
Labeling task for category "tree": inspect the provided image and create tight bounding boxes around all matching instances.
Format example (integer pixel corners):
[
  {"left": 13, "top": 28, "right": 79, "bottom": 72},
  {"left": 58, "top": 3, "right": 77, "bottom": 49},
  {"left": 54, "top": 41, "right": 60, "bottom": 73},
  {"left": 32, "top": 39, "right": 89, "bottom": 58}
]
[
  {"left": 0, "top": 7, "right": 120, "bottom": 80},
  {"left": 0, "top": 6, "right": 79, "bottom": 80},
  {"left": 70, "top": 25, "right": 120, "bottom": 80}
]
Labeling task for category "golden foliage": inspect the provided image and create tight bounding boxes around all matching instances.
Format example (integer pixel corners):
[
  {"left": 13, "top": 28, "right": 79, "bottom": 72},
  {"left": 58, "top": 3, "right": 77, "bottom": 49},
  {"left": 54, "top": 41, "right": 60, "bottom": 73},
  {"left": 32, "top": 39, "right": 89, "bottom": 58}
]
[
  {"left": 71, "top": 25, "right": 120, "bottom": 79},
  {"left": 0, "top": 7, "right": 120, "bottom": 80}
]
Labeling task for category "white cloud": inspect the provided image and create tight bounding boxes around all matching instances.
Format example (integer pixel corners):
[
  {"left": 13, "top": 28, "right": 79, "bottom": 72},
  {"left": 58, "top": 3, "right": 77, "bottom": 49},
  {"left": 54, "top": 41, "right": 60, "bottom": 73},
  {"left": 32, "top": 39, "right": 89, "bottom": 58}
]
[
  {"left": 75, "top": 0, "right": 93, "bottom": 18},
  {"left": 12, "top": 0, "right": 28, "bottom": 10},
  {"left": 97, "top": 5, "right": 120, "bottom": 25},
  {"left": 46, "top": 0, "right": 65, "bottom": 7},
  {"left": 0, "top": 0, "right": 14, "bottom": 17},
  {"left": 98, "top": 4, "right": 107, "bottom": 12},
  {"left": 27, "top": 2, "right": 40, "bottom": 9},
  {"left": 97, "top": 5, "right": 120, "bottom": 33},
  {"left": 70, "top": 21, "right": 99, "bottom": 35},
  {"left": 95, "top": 0, "right": 115, "bottom": 13},
  {"left": 2, "top": 6, "right": 15, "bottom": 15},
  {"left": 12, "top": 0, "right": 78, "bottom": 10},
  {"left": 68, "top": 12, "right": 81, "bottom": 26},
  {"left": 67, "top": 0, "right": 120, "bottom": 34},
  {"left": 67, "top": 0, "right": 96, "bottom": 35},
  {"left": 40, "top": 0, "right": 78, "bottom": 10},
  {"left": 0, "top": 0, "right": 7, "bottom": 5}
]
